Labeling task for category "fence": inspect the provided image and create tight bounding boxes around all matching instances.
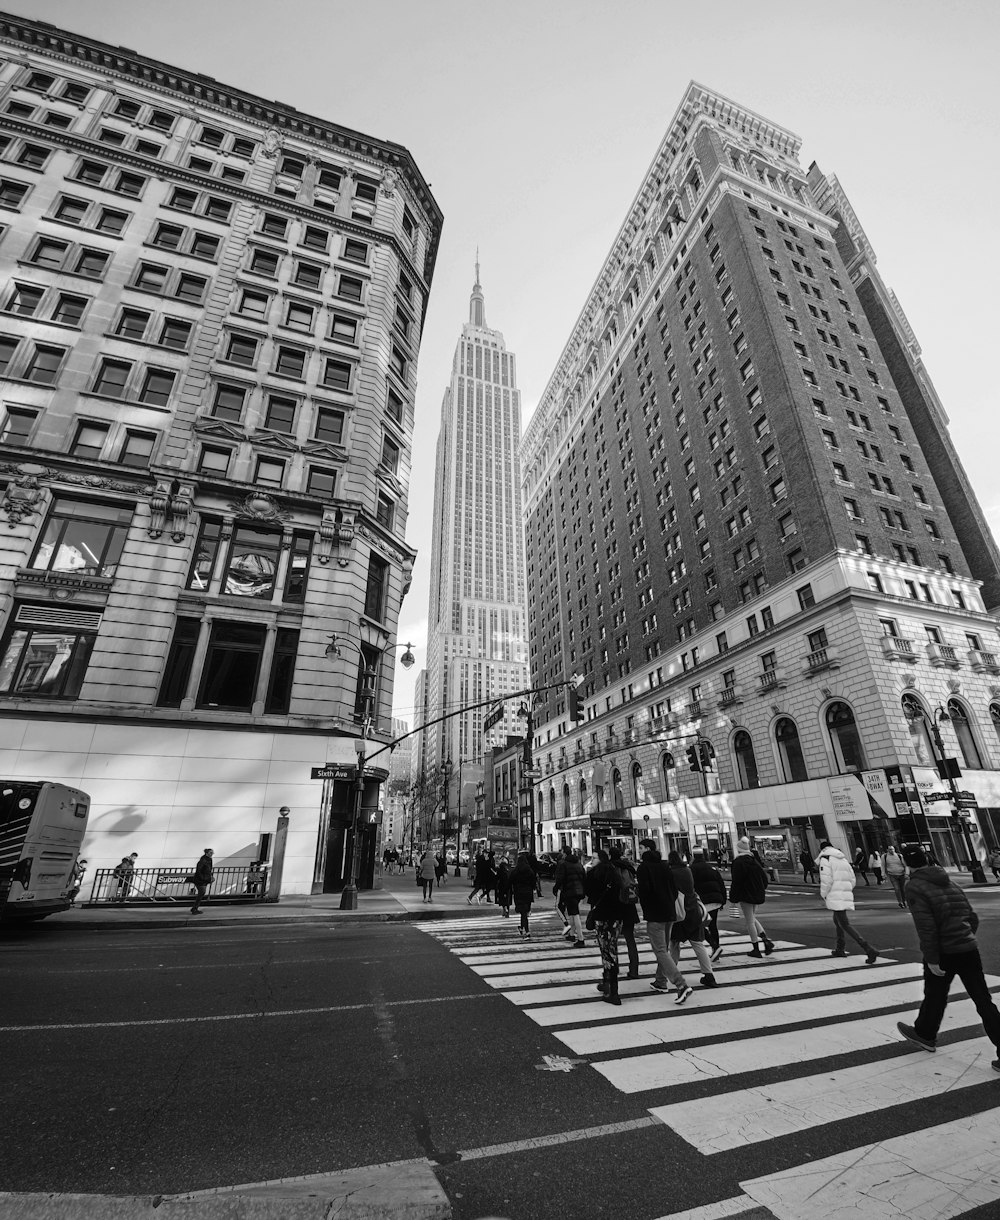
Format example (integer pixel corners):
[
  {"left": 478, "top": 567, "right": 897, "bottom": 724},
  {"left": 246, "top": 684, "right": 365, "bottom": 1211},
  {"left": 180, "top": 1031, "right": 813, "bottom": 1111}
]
[{"left": 86, "top": 865, "right": 268, "bottom": 906}]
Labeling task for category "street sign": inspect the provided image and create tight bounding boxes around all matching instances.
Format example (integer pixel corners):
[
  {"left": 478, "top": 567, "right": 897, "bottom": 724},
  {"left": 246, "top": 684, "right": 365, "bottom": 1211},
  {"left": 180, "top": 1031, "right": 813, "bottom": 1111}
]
[
  {"left": 311, "top": 765, "right": 356, "bottom": 780},
  {"left": 483, "top": 704, "right": 504, "bottom": 732},
  {"left": 955, "top": 795, "right": 979, "bottom": 809},
  {"left": 923, "top": 792, "right": 952, "bottom": 803}
]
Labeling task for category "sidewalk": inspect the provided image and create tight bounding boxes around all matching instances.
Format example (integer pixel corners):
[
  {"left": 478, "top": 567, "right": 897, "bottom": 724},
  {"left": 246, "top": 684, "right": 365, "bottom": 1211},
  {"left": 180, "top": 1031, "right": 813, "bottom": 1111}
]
[{"left": 35, "top": 862, "right": 999, "bottom": 932}]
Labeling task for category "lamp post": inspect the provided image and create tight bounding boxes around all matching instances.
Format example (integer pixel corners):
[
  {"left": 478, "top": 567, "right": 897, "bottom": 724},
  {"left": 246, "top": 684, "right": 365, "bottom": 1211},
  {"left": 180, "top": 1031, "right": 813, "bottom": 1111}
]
[
  {"left": 906, "top": 702, "right": 987, "bottom": 885},
  {"left": 517, "top": 700, "right": 542, "bottom": 853},
  {"left": 438, "top": 756, "right": 453, "bottom": 865},
  {"left": 326, "top": 627, "right": 415, "bottom": 911},
  {"left": 454, "top": 756, "right": 477, "bottom": 875}
]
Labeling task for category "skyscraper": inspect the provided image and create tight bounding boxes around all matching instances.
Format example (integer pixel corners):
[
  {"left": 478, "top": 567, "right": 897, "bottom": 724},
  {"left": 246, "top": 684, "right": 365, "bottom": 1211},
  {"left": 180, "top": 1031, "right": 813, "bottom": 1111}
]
[
  {"left": 419, "top": 263, "right": 529, "bottom": 781},
  {"left": 520, "top": 82, "right": 1000, "bottom": 866},
  {"left": 0, "top": 15, "right": 442, "bottom": 894}
]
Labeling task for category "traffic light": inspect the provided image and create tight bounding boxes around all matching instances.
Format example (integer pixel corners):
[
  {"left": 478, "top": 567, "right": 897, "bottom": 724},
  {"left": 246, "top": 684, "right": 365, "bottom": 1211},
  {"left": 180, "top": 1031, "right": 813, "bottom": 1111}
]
[
  {"left": 698, "top": 741, "right": 714, "bottom": 771},
  {"left": 568, "top": 687, "right": 585, "bottom": 724},
  {"left": 686, "top": 744, "right": 701, "bottom": 772}
]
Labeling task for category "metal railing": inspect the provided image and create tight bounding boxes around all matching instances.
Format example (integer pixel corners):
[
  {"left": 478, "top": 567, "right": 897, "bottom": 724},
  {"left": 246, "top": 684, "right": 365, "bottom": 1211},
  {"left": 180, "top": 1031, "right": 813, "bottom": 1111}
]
[{"left": 86, "top": 865, "right": 268, "bottom": 905}]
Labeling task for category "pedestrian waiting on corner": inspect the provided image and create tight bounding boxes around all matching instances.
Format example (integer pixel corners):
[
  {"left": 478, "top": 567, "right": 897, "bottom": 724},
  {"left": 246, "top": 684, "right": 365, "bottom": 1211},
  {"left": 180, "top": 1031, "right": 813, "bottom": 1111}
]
[
  {"left": 728, "top": 837, "right": 774, "bottom": 958},
  {"left": 883, "top": 845, "right": 908, "bottom": 907},
  {"left": 854, "top": 846, "right": 871, "bottom": 885},
  {"left": 190, "top": 848, "right": 214, "bottom": 914},
  {"left": 417, "top": 848, "right": 437, "bottom": 903},
  {"left": 896, "top": 845, "right": 999, "bottom": 1073},
  {"left": 817, "top": 840, "right": 879, "bottom": 964},
  {"left": 868, "top": 849, "right": 884, "bottom": 885},
  {"left": 799, "top": 846, "right": 818, "bottom": 884}
]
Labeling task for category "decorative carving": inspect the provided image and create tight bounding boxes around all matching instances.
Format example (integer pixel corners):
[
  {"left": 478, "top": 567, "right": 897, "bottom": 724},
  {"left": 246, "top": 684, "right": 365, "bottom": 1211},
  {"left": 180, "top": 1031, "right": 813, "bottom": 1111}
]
[
  {"left": 317, "top": 507, "right": 354, "bottom": 567},
  {"left": 228, "top": 491, "right": 290, "bottom": 524},
  {"left": 169, "top": 482, "right": 194, "bottom": 541},
  {"left": 946, "top": 678, "right": 962, "bottom": 693},
  {"left": 148, "top": 480, "right": 171, "bottom": 539},
  {"left": 262, "top": 128, "right": 282, "bottom": 158},
  {"left": 1, "top": 468, "right": 43, "bottom": 528},
  {"left": 355, "top": 522, "right": 406, "bottom": 566},
  {"left": 401, "top": 557, "right": 413, "bottom": 599},
  {"left": 379, "top": 167, "right": 398, "bottom": 197}
]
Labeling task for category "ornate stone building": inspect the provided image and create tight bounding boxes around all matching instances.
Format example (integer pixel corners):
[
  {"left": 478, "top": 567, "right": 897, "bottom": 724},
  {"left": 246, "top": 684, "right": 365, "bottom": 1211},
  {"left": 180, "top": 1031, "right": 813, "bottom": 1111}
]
[
  {"left": 520, "top": 83, "right": 1000, "bottom": 870},
  {"left": 0, "top": 16, "right": 442, "bottom": 893}
]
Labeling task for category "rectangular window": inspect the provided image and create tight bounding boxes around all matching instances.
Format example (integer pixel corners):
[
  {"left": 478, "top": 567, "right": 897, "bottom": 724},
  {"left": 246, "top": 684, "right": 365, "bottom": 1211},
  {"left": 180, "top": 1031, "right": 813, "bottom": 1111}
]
[
  {"left": 250, "top": 249, "right": 279, "bottom": 277},
  {"left": 198, "top": 446, "right": 231, "bottom": 476},
  {"left": 6, "top": 284, "right": 44, "bottom": 316},
  {"left": 330, "top": 313, "right": 358, "bottom": 343},
  {"left": 254, "top": 456, "right": 285, "bottom": 487},
  {"left": 314, "top": 406, "right": 344, "bottom": 445},
  {"left": 115, "top": 171, "right": 145, "bottom": 198},
  {"left": 31, "top": 237, "right": 68, "bottom": 268},
  {"left": 338, "top": 274, "right": 363, "bottom": 301},
  {"left": 0, "top": 406, "right": 38, "bottom": 444},
  {"left": 306, "top": 466, "right": 336, "bottom": 497},
  {"left": 95, "top": 207, "right": 128, "bottom": 235},
  {"left": 138, "top": 368, "right": 175, "bottom": 406},
  {"left": 294, "top": 260, "right": 322, "bottom": 290},
  {"left": 118, "top": 429, "right": 156, "bottom": 469},
  {"left": 212, "top": 384, "right": 245, "bottom": 421},
  {"left": 93, "top": 358, "right": 132, "bottom": 397},
  {"left": 152, "top": 221, "right": 183, "bottom": 250},
  {"left": 174, "top": 273, "right": 206, "bottom": 303},
  {"left": 156, "top": 617, "right": 199, "bottom": 708},
  {"left": 187, "top": 517, "right": 223, "bottom": 590},
  {"left": 264, "top": 395, "right": 296, "bottom": 433},
  {"left": 364, "top": 555, "right": 389, "bottom": 621},
  {"left": 380, "top": 435, "right": 400, "bottom": 474},
  {"left": 237, "top": 289, "right": 269, "bottom": 320},
  {"left": 226, "top": 333, "right": 258, "bottom": 366},
  {"left": 190, "top": 232, "right": 220, "bottom": 260},
  {"left": 283, "top": 533, "right": 313, "bottom": 603},
  {"left": 25, "top": 344, "right": 65, "bottom": 384},
  {"left": 285, "top": 302, "right": 314, "bottom": 331},
  {"left": 797, "top": 583, "right": 815, "bottom": 609},
  {"left": 70, "top": 421, "right": 109, "bottom": 459},
  {"left": 0, "top": 606, "right": 98, "bottom": 699},
  {"left": 275, "top": 346, "right": 306, "bottom": 378},
  {"left": 197, "top": 621, "right": 266, "bottom": 712},
  {"left": 223, "top": 524, "right": 282, "bottom": 599},
  {"left": 376, "top": 493, "right": 395, "bottom": 529},
  {"left": 342, "top": 238, "right": 368, "bottom": 263},
  {"left": 322, "top": 358, "right": 352, "bottom": 392},
  {"left": 159, "top": 318, "right": 192, "bottom": 350},
  {"left": 115, "top": 308, "right": 149, "bottom": 339},
  {"left": 133, "top": 262, "right": 168, "bottom": 292},
  {"left": 73, "top": 248, "right": 110, "bottom": 278},
  {"left": 31, "top": 496, "right": 132, "bottom": 577},
  {"left": 51, "top": 293, "right": 87, "bottom": 326},
  {"left": 0, "top": 177, "right": 30, "bottom": 208}
]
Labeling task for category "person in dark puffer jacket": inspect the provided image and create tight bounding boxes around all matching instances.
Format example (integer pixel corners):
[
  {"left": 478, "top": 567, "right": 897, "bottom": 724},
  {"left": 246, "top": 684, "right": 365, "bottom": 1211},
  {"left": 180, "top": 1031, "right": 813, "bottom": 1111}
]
[
  {"left": 690, "top": 847, "right": 728, "bottom": 960},
  {"left": 896, "top": 845, "right": 1000, "bottom": 1072}
]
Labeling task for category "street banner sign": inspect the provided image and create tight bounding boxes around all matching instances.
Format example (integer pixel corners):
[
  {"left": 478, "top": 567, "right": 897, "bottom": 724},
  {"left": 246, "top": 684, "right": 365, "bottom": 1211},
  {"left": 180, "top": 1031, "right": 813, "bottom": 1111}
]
[
  {"left": 311, "top": 765, "right": 356, "bottom": 780},
  {"left": 483, "top": 704, "right": 504, "bottom": 732}
]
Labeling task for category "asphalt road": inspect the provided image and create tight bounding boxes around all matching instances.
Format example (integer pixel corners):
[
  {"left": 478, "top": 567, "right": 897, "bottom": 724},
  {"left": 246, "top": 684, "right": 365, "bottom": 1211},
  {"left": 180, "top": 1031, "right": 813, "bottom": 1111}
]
[{"left": 2, "top": 882, "right": 999, "bottom": 1220}]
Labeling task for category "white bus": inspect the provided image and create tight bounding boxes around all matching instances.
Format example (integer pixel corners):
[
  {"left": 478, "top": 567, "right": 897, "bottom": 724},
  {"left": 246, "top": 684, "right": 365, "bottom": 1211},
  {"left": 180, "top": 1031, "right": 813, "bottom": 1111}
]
[{"left": 0, "top": 780, "right": 90, "bottom": 922}]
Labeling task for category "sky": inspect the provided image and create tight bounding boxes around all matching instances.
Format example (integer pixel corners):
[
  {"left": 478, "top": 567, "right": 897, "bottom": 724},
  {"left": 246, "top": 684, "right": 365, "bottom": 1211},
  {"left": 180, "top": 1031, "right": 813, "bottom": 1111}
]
[{"left": 16, "top": 0, "right": 1000, "bottom": 725}]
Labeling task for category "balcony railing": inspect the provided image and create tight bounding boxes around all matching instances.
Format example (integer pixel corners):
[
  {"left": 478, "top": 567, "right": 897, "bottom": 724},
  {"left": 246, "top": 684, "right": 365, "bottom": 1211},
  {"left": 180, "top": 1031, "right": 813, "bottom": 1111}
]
[
  {"left": 927, "top": 642, "right": 960, "bottom": 669},
  {"left": 758, "top": 669, "right": 781, "bottom": 691},
  {"left": 805, "top": 646, "right": 839, "bottom": 674},
  {"left": 968, "top": 649, "right": 1000, "bottom": 675},
  {"left": 718, "top": 686, "right": 741, "bottom": 707},
  {"left": 880, "top": 634, "right": 916, "bottom": 662}
]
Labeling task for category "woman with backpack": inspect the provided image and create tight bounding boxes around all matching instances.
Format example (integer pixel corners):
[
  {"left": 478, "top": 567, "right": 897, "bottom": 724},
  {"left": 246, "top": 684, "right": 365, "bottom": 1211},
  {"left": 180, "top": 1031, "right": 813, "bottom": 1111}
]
[
  {"left": 509, "top": 852, "right": 541, "bottom": 939},
  {"left": 585, "top": 848, "right": 632, "bottom": 1006},
  {"left": 667, "top": 850, "right": 718, "bottom": 987}
]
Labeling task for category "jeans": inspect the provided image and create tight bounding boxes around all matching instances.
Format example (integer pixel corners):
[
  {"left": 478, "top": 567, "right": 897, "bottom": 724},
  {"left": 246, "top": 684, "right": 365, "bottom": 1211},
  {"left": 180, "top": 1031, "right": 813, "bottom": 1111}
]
[
  {"left": 702, "top": 904, "right": 721, "bottom": 952},
  {"left": 621, "top": 920, "right": 639, "bottom": 974},
  {"left": 832, "top": 908, "right": 873, "bottom": 953},
  {"left": 646, "top": 921, "right": 686, "bottom": 989},
  {"left": 669, "top": 936, "right": 714, "bottom": 975},
  {"left": 421, "top": 878, "right": 434, "bottom": 900},
  {"left": 887, "top": 872, "right": 907, "bottom": 906},
  {"left": 191, "top": 883, "right": 208, "bottom": 910},
  {"left": 914, "top": 946, "right": 1000, "bottom": 1051}
]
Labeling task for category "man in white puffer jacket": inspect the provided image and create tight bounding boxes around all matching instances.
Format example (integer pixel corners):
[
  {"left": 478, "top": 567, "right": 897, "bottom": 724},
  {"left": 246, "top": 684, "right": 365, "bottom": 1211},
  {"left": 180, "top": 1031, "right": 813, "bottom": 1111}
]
[{"left": 817, "top": 839, "right": 880, "bottom": 964}]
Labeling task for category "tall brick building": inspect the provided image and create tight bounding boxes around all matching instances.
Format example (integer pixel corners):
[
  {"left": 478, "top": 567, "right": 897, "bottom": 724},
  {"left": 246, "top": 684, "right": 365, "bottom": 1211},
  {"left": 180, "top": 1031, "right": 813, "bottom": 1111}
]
[
  {"left": 520, "top": 83, "right": 1000, "bottom": 868},
  {"left": 0, "top": 15, "right": 442, "bottom": 893}
]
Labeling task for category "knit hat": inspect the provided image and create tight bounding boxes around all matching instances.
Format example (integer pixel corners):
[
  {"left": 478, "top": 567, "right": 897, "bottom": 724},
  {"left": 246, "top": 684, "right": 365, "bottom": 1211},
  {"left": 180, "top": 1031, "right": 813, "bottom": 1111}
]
[
  {"left": 692, "top": 847, "right": 706, "bottom": 858},
  {"left": 736, "top": 836, "right": 750, "bottom": 852},
  {"left": 902, "top": 845, "right": 927, "bottom": 869}
]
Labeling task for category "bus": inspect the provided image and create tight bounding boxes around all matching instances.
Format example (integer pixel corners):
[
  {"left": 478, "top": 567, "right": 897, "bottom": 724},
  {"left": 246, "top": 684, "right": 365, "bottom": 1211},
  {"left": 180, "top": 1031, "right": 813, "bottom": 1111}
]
[{"left": 0, "top": 780, "right": 90, "bottom": 922}]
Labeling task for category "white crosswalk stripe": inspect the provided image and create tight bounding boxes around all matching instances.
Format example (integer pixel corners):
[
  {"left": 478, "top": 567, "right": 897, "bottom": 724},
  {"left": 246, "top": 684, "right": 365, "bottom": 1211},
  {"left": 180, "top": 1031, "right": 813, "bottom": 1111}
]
[{"left": 415, "top": 911, "right": 1000, "bottom": 1218}]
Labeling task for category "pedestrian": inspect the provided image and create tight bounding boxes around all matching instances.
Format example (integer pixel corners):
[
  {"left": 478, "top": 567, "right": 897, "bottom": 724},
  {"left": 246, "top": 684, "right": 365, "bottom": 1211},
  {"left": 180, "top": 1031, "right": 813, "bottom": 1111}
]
[
  {"left": 382, "top": 846, "right": 393, "bottom": 872},
  {"left": 244, "top": 860, "right": 265, "bottom": 896},
  {"left": 987, "top": 847, "right": 1000, "bottom": 883},
  {"left": 467, "top": 851, "right": 492, "bottom": 905},
  {"left": 896, "top": 845, "right": 999, "bottom": 1072},
  {"left": 485, "top": 850, "right": 497, "bottom": 902},
  {"left": 585, "top": 848, "right": 630, "bottom": 1006},
  {"left": 495, "top": 856, "right": 512, "bottom": 918},
  {"left": 690, "top": 847, "right": 727, "bottom": 961},
  {"left": 868, "top": 849, "right": 884, "bottom": 885},
  {"left": 854, "top": 846, "right": 871, "bottom": 885},
  {"left": 111, "top": 852, "right": 138, "bottom": 903},
  {"left": 609, "top": 845, "right": 640, "bottom": 978},
  {"left": 636, "top": 843, "right": 693, "bottom": 1004},
  {"left": 817, "top": 839, "right": 878, "bottom": 963},
  {"left": 667, "top": 850, "right": 718, "bottom": 988},
  {"left": 190, "top": 847, "right": 214, "bottom": 914},
  {"left": 434, "top": 851, "right": 448, "bottom": 887},
  {"left": 510, "top": 851, "right": 541, "bottom": 939},
  {"left": 883, "top": 845, "right": 908, "bottom": 907},
  {"left": 67, "top": 858, "right": 87, "bottom": 904},
  {"left": 728, "top": 837, "right": 774, "bottom": 958},
  {"left": 553, "top": 846, "right": 587, "bottom": 947},
  {"left": 799, "top": 847, "right": 818, "bottom": 884},
  {"left": 417, "top": 848, "right": 437, "bottom": 902}
]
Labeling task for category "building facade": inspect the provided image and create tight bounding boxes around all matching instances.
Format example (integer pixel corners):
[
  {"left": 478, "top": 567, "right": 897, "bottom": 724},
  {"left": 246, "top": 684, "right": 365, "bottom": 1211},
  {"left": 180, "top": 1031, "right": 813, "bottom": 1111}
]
[
  {"left": 0, "top": 16, "right": 442, "bottom": 894},
  {"left": 420, "top": 263, "right": 529, "bottom": 785},
  {"left": 520, "top": 82, "right": 1000, "bottom": 870}
]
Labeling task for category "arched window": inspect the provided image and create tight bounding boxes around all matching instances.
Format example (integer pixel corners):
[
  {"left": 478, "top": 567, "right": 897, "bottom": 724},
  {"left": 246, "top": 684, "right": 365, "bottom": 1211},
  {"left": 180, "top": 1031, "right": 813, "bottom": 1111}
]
[
  {"left": 562, "top": 782, "right": 571, "bottom": 818},
  {"left": 901, "top": 693, "right": 935, "bottom": 766},
  {"left": 990, "top": 703, "right": 1000, "bottom": 748},
  {"left": 548, "top": 786, "right": 556, "bottom": 820},
  {"left": 579, "top": 778, "right": 588, "bottom": 814},
  {"left": 612, "top": 768, "right": 624, "bottom": 809},
  {"left": 775, "top": 717, "right": 808, "bottom": 783},
  {"left": 632, "top": 761, "right": 646, "bottom": 805},
  {"left": 826, "top": 701, "right": 867, "bottom": 772},
  {"left": 537, "top": 789, "right": 544, "bottom": 819},
  {"left": 661, "top": 751, "right": 676, "bottom": 800},
  {"left": 947, "top": 698, "right": 983, "bottom": 769},
  {"left": 733, "top": 730, "right": 760, "bottom": 789}
]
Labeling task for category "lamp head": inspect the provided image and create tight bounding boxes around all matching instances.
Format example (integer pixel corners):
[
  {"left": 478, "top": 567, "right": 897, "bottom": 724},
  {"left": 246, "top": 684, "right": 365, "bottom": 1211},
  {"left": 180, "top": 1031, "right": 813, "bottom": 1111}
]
[{"left": 400, "top": 643, "right": 415, "bottom": 670}]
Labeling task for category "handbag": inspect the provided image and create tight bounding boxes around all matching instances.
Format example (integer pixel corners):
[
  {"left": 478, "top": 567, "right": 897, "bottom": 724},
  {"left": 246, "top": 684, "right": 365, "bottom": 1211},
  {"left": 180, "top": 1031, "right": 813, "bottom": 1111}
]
[{"left": 673, "top": 892, "right": 687, "bottom": 921}]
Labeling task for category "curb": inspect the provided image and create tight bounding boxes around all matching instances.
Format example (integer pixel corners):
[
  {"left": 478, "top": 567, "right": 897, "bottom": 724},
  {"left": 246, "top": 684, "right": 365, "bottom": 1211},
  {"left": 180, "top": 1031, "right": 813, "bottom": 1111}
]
[
  {"left": 0, "top": 1160, "right": 451, "bottom": 1219},
  {"left": 35, "top": 907, "right": 493, "bottom": 932}
]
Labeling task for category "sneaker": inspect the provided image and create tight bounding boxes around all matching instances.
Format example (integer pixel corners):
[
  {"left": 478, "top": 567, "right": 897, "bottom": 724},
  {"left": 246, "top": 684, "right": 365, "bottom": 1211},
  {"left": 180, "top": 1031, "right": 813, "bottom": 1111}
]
[
  {"left": 523, "top": 934, "right": 531, "bottom": 940},
  {"left": 897, "top": 1021, "right": 936, "bottom": 1052},
  {"left": 709, "top": 947, "right": 724, "bottom": 963},
  {"left": 190, "top": 908, "right": 201, "bottom": 914},
  {"left": 561, "top": 926, "right": 574, "bottom": 939},
  {"left": 596, "top": 981, "right": 608, "bottom": 994},
  {"left": 746, "top": 947, "right": 763, "bottom": 958},
  {"left": 649, "top": 981, "right": 670, "bottom": 993},
  {"left": 573, "top": 940, "right": 586, "bottom": 948},
  {"left": 865, "top": 952, "right": 878, "bottom": 965},
  {"left": 831, "top": 949, "right": 849, "bottom": 957},
  {"left": 763, "top": 939, "right": 775, "bottom": 956},
  {"left": 675, "top": 985, "right": 694, "bottom": 1005},
  {"left": 700, "top": 974, "right": 718, "bottom": 988}
]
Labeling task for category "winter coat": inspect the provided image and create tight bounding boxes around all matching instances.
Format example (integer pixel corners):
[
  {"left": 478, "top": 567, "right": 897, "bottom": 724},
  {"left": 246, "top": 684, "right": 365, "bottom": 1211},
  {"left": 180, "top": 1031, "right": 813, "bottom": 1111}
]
[
  {"left": 728, "top": 850, "right": 768, "bottom": 905},
  {"left": 510, "top": 859, "right": 539, "bottom": 912},
  {"left": 585, "top": 859, "right": 631, "bottom": 923},
  {"left": 418, "top": 852, "right": 437, "bottom": 881},
  {"left": 194, "top": 853, "right": 214, "bottom": 886},
  {"left": 494, "top": 862, "right": 512, "bottom": 903},
  {"left": 473, "top": 855, "right": 494, "bottom": 886},
  {"left": 883, "top": 849, "right": 906, "bottom": 877},
  {"left": 669, "top": 863, "right": 704, "bottom": 942},
  {"left": 615, "top": 858, "right": 640, "bottom": 928},
  {"left": 905, "top": 865, "right": 980, "bottom": 964},
  {"left": 868, "top": 852, "right": 881, "bottom": 871},
  {"left": 636, "top": 850, "right": 679, "bottom": 923},
  {"left": 818, "top": 845, "right": 856, "bottom": 911},
  {"left": 553, "top": 857, "right": 586, "bottom": 900},
  {"left": 690, "top": 858, "right": 727, "bottom": 908}
]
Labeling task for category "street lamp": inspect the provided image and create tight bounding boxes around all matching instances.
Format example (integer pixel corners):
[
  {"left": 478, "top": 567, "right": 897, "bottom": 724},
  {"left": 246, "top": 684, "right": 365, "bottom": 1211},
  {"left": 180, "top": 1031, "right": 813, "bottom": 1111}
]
[
  {"left": 326, "top": 625, "right": 415, "bottom": 910},
  {"left": 438, "top": 757, "right": 453, "bottom": 866},
  {"left": 904, "top": 700, "right": 987, "bottom": 885},
  {"left": 454, "top": 756, "right": 477, "bottom": 875}
]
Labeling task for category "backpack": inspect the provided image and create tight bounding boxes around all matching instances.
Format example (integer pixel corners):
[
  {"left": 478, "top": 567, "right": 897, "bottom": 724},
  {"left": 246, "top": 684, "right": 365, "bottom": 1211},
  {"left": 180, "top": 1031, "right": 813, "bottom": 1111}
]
[{"left": 616, "top": 864, "right": 638, "bottom": 905}]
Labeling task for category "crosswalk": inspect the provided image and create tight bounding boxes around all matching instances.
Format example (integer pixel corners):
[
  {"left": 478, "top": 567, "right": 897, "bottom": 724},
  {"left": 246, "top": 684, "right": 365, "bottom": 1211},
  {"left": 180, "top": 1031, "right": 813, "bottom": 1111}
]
[{"left": 416, "top": 911, "right": 1000, "bottom": 1220}]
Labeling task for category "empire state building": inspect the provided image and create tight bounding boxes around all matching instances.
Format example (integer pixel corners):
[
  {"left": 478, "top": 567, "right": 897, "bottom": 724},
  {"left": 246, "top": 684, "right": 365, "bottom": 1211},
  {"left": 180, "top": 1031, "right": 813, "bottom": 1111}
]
[{"left": 420, "top": 263, "right": 529, "bottom": 773}]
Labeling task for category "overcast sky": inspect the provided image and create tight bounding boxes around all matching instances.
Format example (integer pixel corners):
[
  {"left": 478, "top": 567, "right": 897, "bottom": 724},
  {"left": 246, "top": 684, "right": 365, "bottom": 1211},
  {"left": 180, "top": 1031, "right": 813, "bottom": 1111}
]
[{"left": 17, "top": 0, "right": 1000, "bottom": 725}]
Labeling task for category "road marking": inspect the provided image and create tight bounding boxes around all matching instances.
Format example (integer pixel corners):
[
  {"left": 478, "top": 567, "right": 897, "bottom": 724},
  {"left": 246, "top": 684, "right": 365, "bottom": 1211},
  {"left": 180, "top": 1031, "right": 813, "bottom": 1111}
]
[
  {"left": 591, "top": 1000, "right": 986, "bottom": 1093},
  {"left": 535, "top": 1053, "right": 587, "bottom": 1072},
  {"left": 651, "top": 1039, "right": 1000, "bottom": 1153},
  {"left": 652, "top": 1197, "right": 762, "bottom": 1220},
  {"left": 740, "top": 1107, "right": 1000, "bottom": 1219},
  {"left": 455, "top": 1116, "right": 660, "bottom": 1161},
  {"left": 0, "top": 991, "right": 496, "bottom": 1033}
]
